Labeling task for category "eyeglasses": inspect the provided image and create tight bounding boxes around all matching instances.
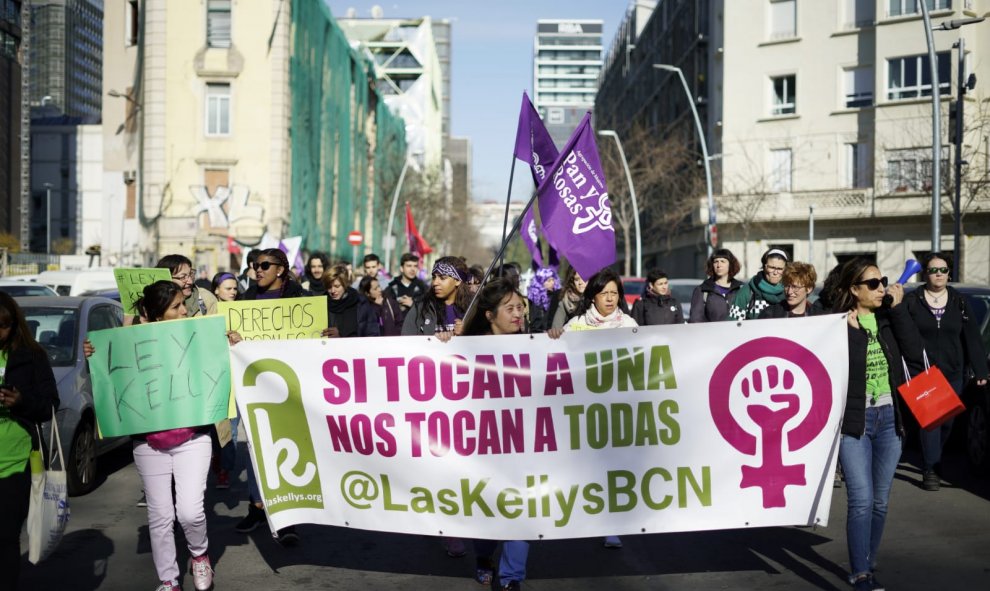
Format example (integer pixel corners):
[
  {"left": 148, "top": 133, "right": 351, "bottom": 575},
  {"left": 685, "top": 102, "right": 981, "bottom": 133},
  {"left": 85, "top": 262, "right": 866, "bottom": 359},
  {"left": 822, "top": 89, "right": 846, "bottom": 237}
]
[
  {"left": 765, "top": 266, "right": 785, "bottom": 274},
  {"left": 927, "top": 266, "right": 949, "bottom": 275},
  {"left": 783, "top": 284, "right": 808, "bottom": 292},
  {"left": 854, "top": 276, "right": 889, "bottom": 291},
  {"left": 171, "top": 273, "right": 193, "bottom": 282},
  {"left": 252, "top": 261, "right": 282, "bottom": 271}
]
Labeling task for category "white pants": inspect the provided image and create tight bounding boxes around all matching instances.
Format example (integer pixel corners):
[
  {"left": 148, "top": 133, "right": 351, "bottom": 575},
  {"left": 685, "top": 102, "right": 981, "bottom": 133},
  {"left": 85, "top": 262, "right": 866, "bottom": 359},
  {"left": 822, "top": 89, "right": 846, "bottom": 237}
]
[{"left": 133, "top": 433, "right": 211, "bottom": 582}]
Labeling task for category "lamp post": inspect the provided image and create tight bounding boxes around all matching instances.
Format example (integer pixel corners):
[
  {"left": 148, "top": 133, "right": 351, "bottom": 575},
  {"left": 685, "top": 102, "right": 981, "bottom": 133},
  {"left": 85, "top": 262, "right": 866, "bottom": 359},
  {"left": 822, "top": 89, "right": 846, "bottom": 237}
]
[
  {"left": 43, "top": 183, "right": 53, "bottom": 255},
  {"left": 383, "top": 153, "right": 423, "bottom": 273},
  {"left": 597, "top": 130, "right": 642, "bottom": 277},
  {"left": 934, "top": 17, "right": 985, "bottom": 280},
  {"left": 653, "top": 64, "right": 715, "bottom": 257}
]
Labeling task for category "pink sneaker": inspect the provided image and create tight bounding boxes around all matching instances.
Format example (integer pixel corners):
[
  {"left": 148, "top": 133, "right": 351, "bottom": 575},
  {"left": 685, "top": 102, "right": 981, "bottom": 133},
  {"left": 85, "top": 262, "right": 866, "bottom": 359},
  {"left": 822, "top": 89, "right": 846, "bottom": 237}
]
[
  {"left": 155, "top": 581, "right": 179, "bottom": 591},
  {"left": 190, "top": 554, "right": 213, "bottom": 590}
]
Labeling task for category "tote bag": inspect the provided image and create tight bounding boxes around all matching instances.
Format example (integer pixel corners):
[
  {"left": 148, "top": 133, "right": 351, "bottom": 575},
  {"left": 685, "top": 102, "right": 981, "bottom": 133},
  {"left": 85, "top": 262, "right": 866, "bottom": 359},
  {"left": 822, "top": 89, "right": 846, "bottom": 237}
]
[
  {"left": 898, "top": 352, "right": 966, "bottom": 431},
  {"left": 28, "top": 408, "right": 70, "bottom": 564}
]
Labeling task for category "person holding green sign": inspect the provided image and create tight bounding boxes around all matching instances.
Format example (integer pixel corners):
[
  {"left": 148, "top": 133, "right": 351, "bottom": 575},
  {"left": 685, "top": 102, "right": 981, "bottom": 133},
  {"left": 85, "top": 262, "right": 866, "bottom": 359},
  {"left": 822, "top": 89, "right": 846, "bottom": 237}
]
[{"left": 0, "top": 292, "right": 59, "bottom": 591}]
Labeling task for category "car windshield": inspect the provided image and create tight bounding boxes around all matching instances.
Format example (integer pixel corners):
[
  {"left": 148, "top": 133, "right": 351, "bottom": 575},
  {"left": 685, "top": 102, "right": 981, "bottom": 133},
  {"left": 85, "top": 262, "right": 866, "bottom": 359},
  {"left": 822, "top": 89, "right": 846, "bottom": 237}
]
[
  {"left": 21, "top": 307, "right": 77, "bottom": 367},
  {"left": 623, "top": 280, "right": 644, "bottom": 298},
  {"left": 0, "top": 284, "right": 55, "bottom": 296}
]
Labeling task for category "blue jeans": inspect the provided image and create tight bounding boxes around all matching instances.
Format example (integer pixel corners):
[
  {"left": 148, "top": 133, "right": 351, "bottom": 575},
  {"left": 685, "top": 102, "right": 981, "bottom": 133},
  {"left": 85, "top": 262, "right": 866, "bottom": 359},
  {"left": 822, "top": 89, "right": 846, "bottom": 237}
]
[
  {"left": 920, "top": 377, "right": 963, "bottom": 471},
  {"left": 499, "top": 540, "right": 529, "bottom": 584},
  {"left": 839, "top": 404, "right": 902, "bottom": 578},
  {"left": 221, "top": 416, "right": 239, "bottom": 472}
]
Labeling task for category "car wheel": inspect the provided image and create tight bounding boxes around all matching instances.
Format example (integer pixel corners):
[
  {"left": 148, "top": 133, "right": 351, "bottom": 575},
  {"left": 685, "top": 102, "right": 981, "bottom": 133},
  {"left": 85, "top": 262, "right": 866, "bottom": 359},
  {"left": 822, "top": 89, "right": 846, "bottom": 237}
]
[
  {"left": 67, "top": 417, "right": 98, "bottom": 496},
  {"left": 967, "top": 394, "right": 990, "bottom": 473}
]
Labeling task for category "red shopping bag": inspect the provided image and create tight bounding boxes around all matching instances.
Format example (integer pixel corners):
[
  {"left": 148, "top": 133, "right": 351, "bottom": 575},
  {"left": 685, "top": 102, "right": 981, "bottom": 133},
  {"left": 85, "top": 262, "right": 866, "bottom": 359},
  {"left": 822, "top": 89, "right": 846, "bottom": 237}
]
[{"left": 898, "top": 353, "right": 965, "bottom": 430}]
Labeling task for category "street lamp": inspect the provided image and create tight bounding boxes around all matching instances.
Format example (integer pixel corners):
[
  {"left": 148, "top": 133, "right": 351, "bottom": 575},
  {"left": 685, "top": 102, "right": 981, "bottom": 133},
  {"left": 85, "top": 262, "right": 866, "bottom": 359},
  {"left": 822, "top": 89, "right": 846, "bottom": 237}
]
[
  {"left": 597, "top": 130, "right": 642, "bottom": 277},
  {"left": 653, "top": 64, "right": 715, "bottom": 257},
  {"left": 383, "top": 153, "right": 423, "bottom": 273},
  {"left": 934, "top": 16, "right": 986, "bottom": 280},
  {"left": 43, "top": 183, "right": 53, "bottom": 255}
]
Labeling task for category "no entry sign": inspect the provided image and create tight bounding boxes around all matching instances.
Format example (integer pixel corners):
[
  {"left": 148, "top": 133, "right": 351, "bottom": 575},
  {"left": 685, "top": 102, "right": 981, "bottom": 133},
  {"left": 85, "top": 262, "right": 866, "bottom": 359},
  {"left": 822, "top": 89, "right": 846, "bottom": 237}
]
[{"left": 348, "top": 231, "right": 363, "bottom": 246}]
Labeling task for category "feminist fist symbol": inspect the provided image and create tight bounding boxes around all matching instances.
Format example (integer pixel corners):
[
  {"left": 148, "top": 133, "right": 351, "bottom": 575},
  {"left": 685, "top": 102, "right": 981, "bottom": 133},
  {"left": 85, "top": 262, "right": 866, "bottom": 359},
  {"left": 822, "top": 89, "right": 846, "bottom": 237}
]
[{"left": 709, "top": 338, "right": 832, "bottom": 509}]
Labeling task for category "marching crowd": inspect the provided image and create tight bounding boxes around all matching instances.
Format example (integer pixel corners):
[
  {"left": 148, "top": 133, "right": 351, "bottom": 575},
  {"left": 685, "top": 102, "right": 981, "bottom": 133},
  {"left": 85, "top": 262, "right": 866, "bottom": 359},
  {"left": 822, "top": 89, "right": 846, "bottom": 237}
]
[{"left": 0, "top": 245, "right": 987, "bottom": 591}]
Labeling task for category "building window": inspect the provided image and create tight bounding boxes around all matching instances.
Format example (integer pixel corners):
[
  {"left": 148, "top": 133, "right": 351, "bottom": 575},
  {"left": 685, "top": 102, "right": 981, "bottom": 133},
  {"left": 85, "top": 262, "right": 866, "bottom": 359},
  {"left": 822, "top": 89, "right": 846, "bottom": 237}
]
[
  {"left": 844, "top": 67, "right": 874, "bottom": 108},
  {"left": 207, "top": 0, "right": 231, "bottom": 48},
  {"left": 771, "top": 75, "right": 796, "bottom": 115},
  {"left": 888, "top": 0, "right": 950, "bottom": 17},
  {"left": 846, "top": 143, "right": 871, "bottom": 188},
  {"left": 205, "top": 83, "right": 231, "bottom": 136},
  {"left": 548, "top": 108, "right": 564, "bottom": 124},
  {"left": 125, "top": 0, "right": 139, "bottom": 47},
  {"left": 885, "top": 148, "right": 948, "bottom": 193},
  {"left": 887, "top": 53, "right": 950, "bottom": 100},
  {"left": 769, "top": 0, "right": 796, "bottom": 39},
  {"left": 769, "top": 149, "right": 793, "bottom": 192},
  {"left": 843, "top": 0, "right": 875, "bottom": 28}
]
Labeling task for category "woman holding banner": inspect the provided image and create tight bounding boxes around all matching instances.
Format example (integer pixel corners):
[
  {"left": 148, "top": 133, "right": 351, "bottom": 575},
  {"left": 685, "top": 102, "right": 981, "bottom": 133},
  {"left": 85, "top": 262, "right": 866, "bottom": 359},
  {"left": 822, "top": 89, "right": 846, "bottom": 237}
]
[
  {"left": 833, "top": 259, "right": 924, "bottom": 591},
  {"left": 401, "top": 256, "right": 472, "bottom": 338},
  {"left": 903, "top": 253, "right": 988, "bottom": 491},
  {"left": 234, "top": 247, "right": 306, "bottom": 544},
  {"left": 0, "top": 291, "right": 59, "bottom": 591}
]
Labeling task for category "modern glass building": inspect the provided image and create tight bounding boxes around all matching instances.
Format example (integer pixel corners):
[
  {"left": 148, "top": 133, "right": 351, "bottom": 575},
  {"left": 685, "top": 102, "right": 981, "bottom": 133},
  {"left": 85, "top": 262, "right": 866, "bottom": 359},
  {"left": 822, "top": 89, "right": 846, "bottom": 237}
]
[
  {"left": 532, "top": 19, "right": 603, "bottom": 147},
  {"left": 1, "top": 0, "right": 24, "bottom": 238},
  {"left": 28, "top": 0, "right": 102, "bottom": 121}
]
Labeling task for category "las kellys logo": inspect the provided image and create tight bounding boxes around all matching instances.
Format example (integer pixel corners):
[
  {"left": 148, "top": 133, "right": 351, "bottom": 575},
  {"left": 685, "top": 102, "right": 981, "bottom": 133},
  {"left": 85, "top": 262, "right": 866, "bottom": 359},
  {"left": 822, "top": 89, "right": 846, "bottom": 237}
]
[{"left": 708, "top": 337, "right": 832, "bottom": 508}]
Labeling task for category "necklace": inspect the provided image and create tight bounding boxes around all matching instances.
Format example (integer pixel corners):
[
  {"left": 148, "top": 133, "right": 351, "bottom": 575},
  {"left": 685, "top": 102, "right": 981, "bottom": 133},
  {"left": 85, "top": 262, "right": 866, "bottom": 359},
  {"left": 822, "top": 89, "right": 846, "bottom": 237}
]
[{"left": 925, "top": 289, "right": 947, "bottom": 305}]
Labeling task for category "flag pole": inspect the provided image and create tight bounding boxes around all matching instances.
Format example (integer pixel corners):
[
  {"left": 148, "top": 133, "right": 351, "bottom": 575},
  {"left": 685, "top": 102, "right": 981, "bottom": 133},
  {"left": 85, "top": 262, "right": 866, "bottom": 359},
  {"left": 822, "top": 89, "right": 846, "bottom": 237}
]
[
  {"left": 464, "top": 185, "right": 539, "bottom": 322},
  {"left": 496, "top": 154, "right": 518, "bottom": 275}
]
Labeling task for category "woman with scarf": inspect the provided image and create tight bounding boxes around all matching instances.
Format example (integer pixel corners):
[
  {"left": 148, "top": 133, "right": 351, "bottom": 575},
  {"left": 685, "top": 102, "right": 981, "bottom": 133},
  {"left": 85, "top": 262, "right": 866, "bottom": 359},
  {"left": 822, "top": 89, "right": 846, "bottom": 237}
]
[
  {"left": 401, "top": 256, "right": 472, "bottom": 338},
  {"left": 359, "top": 275, "right": 404, "bottom": 336},
  {"left": 301, "top": 251, "right": 329, "bottom": 296},
  {"left": 548, "top": 266, "right": 587, "bottom": 330},
  {"left": 631, "top": 269, "right": 684, "bottom": 325},
  {"left": 320, "top": 265, "right": 379, "bottom": 338},
  {"left": 527, "top": 266, "right": 560, "bottom": 333},
  {"left": 729, "top": 248, "right": 788, "bottom": 320}
]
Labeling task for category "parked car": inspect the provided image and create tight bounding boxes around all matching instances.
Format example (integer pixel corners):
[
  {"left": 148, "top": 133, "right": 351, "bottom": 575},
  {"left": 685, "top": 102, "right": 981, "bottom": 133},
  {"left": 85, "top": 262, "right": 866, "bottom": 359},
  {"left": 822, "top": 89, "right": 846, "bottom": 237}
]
[
  {"left": 623, "top": 277, "right": 701, "bottom": 320},
  {"left": 620, "top": 277, "right": 645, "bottom": 308},
  {"left": 902, "top": 283, "right": 990, "bottom": 474},
  {"left": 0, "top": 279, "right": 58, "bottom": 297},
  {"left": 17, "top": 296, "right": 129, "bottom": 495},
  {"left": 37, "top": 269, "right": 118, "bottom": 296}
]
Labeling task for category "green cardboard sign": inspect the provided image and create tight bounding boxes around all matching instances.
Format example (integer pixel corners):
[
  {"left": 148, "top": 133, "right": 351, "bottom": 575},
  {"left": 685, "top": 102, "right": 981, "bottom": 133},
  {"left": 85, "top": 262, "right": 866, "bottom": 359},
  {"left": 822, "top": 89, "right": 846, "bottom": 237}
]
[
  {"left": 89, "top": 315, "right": 231, "bottom": 437},
  {"left": 113, "top": 268, "right": 173, "bottom": 316},
  {"left": 218, "top": 296, "right": 328, "bottom": 341}
]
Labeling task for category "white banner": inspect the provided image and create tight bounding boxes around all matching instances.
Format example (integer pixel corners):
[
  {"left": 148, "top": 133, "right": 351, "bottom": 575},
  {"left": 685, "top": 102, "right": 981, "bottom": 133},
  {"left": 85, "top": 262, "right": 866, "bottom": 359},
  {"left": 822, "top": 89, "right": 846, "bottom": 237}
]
[{"left": 230, "top": 315, "right": 849, "bottom": 539}]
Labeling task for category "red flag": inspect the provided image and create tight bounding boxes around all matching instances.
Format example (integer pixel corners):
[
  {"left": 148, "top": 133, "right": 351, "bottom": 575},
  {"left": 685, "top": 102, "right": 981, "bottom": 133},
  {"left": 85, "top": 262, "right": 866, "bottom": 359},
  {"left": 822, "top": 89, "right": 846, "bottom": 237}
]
[{"left": 405, "top": 202, "right": 433, "bottom": 257}]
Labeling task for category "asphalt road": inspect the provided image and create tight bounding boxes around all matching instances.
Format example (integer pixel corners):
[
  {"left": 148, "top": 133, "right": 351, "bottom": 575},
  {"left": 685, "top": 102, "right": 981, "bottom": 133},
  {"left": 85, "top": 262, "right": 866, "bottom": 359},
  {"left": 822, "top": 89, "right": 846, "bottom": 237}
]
[{"left": 18, "top": 439, "right": 990, "bottom": 590}]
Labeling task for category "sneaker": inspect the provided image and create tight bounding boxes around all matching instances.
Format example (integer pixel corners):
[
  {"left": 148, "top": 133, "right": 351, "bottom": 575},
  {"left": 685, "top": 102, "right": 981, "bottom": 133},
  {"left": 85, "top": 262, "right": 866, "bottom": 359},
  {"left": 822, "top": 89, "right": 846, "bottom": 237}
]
[
  {"left": 136, "top": 493, "right": 148, "bottom": 508},
  {"left": 235, "top": 504, "right": 266, "bottom": 533},
  {"left": 444, "top": 537, "right": 466, "bottom": 558},
  {"left": 603, "top": 535, "right": 623, "bottom": 548},
  {"left": 155, "top": 580, "right": 179, "bottom": 591},
  {"left": 276, "top": 526, "right": 299, "bottom": 546},
  {"left": 190, "top": 554, "right": 213, "bottom": 591},
  {"left": 215, "top": 470, "right": 230, "bottom": 490},
  {"left": 922, "top": 470, "right": 940, "bottom": 491},
  {"left": 868, "top": 573, "right": 885, "bottom": 591},
  {"left": 475, "top": 556, "right": 494, "bottom": 585},
  {"left": 500, "top": 581, "right": 521, "bottom": 591}
]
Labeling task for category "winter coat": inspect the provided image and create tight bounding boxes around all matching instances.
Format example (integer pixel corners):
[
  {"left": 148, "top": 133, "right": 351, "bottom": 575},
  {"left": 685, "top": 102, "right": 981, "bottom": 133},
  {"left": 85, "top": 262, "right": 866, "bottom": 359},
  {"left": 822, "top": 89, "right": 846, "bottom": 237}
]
[
  {"left": 729, "top": 273, "right": 786, "bottom": 320},
  {"left": 388, "top": 277, "right": 429, "bottom": 310},
  {"left": 327, "top": 288, "right": 380, "bottom": 338},
  {"left": 401, "top": 300, "right": 464, "bottom": 336},
  {"left": 631, "top": 292, "right": 684, "bottom": 326},
  {"left": 688, "top": 278, "right": 742, "bottom": 323},
  {"left": 371, "top": 290, "right": 405, "bottom": 337},
  {"left": 902, "top": 287, "right": 989, "bottom": 384},
  {"left": 241, "top": 279, "right": 310, "bottom": 300},
  {"left": 758, "top": 301, "right": 826, "bottom": 319},
  {"left": 5, "top": 346, "right": 60, "bottom": 450},
  {"left": 843, "top": 305, "right": 925, "bottom": 438}
]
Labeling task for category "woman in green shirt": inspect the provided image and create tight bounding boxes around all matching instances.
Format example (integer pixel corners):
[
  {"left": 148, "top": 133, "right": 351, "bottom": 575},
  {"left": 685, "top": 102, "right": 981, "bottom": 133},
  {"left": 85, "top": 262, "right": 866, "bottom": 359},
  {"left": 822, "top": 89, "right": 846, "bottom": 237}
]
[{"left": 0, "top": 291, "right": 59, "bottom": 590}]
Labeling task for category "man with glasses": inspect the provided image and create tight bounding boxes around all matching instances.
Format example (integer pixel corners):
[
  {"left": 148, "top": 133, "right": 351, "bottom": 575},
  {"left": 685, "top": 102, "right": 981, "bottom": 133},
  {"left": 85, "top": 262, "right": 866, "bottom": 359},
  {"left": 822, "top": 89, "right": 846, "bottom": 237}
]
[
  {"left": 730, "top": 248, "right": 789, "bottom": 320},
  {"left": 759, "top": 262, "right": 821, "bottom": 319},
  {"left": 157, "top": 254, "right": 218, "bottom": 318}
]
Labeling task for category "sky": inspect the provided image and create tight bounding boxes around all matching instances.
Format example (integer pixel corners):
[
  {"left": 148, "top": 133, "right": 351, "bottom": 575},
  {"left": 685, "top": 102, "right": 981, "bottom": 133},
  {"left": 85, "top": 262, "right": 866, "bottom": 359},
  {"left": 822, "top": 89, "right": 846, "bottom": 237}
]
[{"left": 327, "top": 0, "right": 626, "bottom": 203}]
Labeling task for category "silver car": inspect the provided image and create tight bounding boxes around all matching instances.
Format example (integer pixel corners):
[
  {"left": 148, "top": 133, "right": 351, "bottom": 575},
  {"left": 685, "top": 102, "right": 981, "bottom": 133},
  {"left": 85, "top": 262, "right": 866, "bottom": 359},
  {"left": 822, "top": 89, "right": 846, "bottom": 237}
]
[{"left": 16, "top": 296, "right": 129, "bottom": 496}]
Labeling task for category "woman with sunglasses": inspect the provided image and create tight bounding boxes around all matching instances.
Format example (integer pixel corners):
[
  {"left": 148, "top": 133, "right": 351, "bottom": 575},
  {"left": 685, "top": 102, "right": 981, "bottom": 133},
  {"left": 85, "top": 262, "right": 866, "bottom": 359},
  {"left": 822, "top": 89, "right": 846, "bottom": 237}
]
[
  {"left": 903, "top": 253, "right": 988, "bottom": 491},
  {"left": 234, "top": 247, "right": 306, "bottom": 543},
  {"left": 729, "top": 248, "right": 788, "bottom": 320},
  {"left": 832, "top": 258, "right": 924, "bottom": 591},
  {"left": 0, "top": 292, "right": 58, "bottom": 591}
]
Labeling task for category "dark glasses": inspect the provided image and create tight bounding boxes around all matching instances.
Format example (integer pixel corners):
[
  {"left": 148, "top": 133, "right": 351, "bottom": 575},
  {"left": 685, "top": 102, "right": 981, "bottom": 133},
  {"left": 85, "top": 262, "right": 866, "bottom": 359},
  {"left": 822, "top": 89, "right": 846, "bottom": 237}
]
[
  {"left": 854, "top": 276, "right": 888, "bottom": 290},
  {"left": 252, "top": 261, "right": 282, "bottom": 271},
  {"left": 927, "top": 266, "right": 949, "bottom": 275}
]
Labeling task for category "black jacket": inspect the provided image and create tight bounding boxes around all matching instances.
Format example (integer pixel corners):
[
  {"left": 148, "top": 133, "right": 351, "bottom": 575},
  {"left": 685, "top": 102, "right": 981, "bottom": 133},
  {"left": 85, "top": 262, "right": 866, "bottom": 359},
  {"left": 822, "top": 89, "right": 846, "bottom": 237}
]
[
  {"left": 631, "top": 292, "right": 684, "bottom": 326},
  {"left": 902, "top": 287, "right": 989, "bottom": 384},
  {"left": 689, "top": 278, "right": 742, "bottom": 323},
  {"left": 5, "top": 346, "right": 60, "bottom": 449},
  {"left": 328, "top": 288, "right": 380, "bottom": 338},
  {"left": 843, "top": 305, "right": 925, "bottom": 437},
  {"left": 372, "top": 290, "right": 405, "bottom": 337},
  {"left": 388, "top": 277, "right": 429, "bottom": 310},
  {"left": 241, "top": 279, "right": 310, "bottom": 300},
  {"left": 758, "top": 302, "right": 826, "bottom": 319}
]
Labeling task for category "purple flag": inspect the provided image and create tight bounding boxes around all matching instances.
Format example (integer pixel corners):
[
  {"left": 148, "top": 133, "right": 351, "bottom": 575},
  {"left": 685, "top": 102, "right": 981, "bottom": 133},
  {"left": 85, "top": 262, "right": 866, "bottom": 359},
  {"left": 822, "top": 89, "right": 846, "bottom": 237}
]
[
  {"left": 536, "top": 113, "right": 616, "bottom": 280},
  {"left": 513, "top": 92, "right": 559, "bottom": 268}
]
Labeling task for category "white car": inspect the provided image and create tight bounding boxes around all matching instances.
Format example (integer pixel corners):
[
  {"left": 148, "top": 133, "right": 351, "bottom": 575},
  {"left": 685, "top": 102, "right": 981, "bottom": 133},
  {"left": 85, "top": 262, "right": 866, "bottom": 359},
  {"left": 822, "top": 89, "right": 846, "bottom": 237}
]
[{"left": 0, "top": 279, "right": 59, "bottom": 297}]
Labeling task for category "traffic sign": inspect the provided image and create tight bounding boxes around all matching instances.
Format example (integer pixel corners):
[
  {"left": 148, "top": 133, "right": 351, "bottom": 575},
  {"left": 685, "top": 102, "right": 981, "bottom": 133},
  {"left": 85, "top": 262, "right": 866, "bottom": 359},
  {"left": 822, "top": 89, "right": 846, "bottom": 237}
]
[{"left": 348, "top": 231, "right": 363, "bottom": 246}]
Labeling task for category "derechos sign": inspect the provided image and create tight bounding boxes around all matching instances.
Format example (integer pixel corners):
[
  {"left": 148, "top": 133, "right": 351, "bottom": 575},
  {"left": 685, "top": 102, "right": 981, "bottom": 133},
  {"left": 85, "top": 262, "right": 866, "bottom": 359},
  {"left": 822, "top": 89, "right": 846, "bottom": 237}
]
[
  {"left": 218, "top": 296, "right": 328, "bottom": 341},
  {"left": 230, "top": 315, "right": 849, "bottom": 539}
]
